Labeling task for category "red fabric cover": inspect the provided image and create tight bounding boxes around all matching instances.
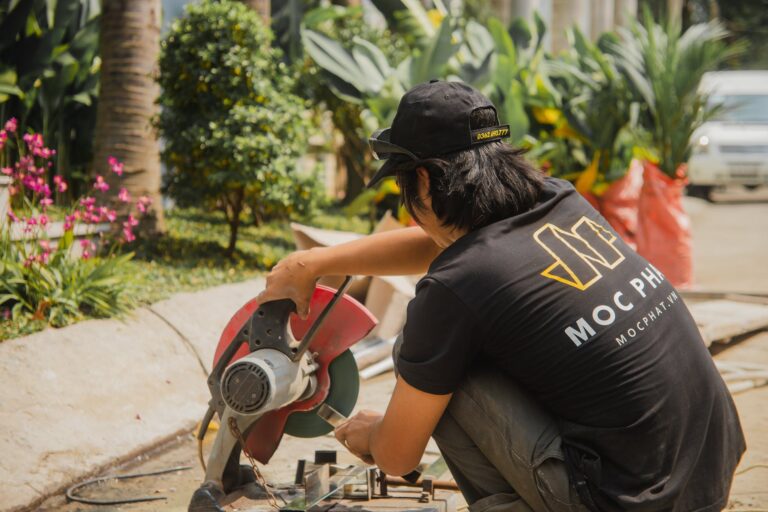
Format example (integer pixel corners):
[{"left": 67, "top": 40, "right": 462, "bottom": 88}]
[
  {"left": 598, "top": 159, "right": 642, "bottom": 249},
  {"left": 213, "top": 285, "right": 377, "bottom": 463},
  {"left": 635, "top": 161, "right": 693, "bottom": 289}
]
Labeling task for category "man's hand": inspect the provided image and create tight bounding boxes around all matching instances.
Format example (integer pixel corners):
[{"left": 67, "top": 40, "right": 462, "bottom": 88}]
[
  {"left": 334, "top": 378, "right": 451, "bottom": 476},
  {"left": 256, "top": 250, "right": 318, "bottom": 319},
  {"left": 334, "top": 410, "right": 382, "bottom": 465}
]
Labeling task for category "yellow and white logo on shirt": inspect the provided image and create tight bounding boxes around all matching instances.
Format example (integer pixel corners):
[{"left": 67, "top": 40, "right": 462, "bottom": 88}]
[{"left": 534, "top": 217, "right": 625, "bottom": 291}]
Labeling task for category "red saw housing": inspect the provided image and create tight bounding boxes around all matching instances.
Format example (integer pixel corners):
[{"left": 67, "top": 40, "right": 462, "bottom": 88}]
[{"left": 212, "top": 285, "right": 377, "bottom": 463}]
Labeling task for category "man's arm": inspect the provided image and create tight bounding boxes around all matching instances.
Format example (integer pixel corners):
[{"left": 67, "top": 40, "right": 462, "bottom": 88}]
[
  {"left": 334, "top": 376, "right": 451, "bottom": 476},
  {"left": 256, "top": 227, "right": 440, "bottom": 317}
]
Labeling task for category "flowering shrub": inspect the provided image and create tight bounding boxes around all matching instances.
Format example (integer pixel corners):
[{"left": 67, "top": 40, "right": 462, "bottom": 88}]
[
  {"left": 158, "top": 0, "right": 321, "bottom": 256},
  {"left": 0, "top": 119, "right": 147, "bottom": 329}
]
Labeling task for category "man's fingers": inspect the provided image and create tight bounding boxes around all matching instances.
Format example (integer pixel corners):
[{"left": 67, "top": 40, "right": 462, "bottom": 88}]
[
  {"left": 297, "top": 301, "right": 310, "bottom": 320},
  {"left": 334, "top": 422, "right": 349, "bottom": 441}
]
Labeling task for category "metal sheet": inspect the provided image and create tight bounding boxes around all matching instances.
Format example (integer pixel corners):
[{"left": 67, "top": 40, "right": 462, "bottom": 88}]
[{"left": 284, "top": 350, "right": 359, "bottom": 438}]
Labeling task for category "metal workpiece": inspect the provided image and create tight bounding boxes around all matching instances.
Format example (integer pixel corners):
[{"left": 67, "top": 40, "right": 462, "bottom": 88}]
[{"left": 283, "top": 454, "right": 459, "bottom": 512}]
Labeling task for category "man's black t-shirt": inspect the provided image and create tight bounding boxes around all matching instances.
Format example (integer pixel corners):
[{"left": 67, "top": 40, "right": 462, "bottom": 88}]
[{"left": 398, "top": 177, "right": 745, "bottom": 511}]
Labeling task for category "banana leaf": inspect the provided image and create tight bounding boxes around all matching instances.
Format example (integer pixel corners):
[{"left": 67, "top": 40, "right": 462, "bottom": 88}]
[{"left": 407, "top": 16, "right": 458, "bottom": 86}]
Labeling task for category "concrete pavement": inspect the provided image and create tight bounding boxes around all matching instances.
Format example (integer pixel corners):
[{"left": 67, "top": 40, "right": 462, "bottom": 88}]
[{"left": 0, "top": 278, "right": 264, "bottom": 512}]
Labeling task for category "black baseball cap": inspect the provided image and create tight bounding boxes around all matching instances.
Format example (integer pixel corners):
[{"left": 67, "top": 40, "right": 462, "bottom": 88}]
[{"left": 367, "top": 80, "right": 510, "bottom": 187}]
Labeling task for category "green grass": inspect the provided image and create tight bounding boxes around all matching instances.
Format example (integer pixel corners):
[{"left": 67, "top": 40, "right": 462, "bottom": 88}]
[{"left": 0, "top": 206, "right": 371, "bottom": 340}]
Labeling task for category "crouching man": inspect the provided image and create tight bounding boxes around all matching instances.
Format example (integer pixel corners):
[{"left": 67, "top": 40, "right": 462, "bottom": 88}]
[{"left": 257, "top": 81, "right": 745, "bottom": 512}]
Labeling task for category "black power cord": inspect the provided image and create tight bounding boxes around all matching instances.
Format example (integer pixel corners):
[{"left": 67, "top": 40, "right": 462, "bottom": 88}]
[{"left": 65, "top": 465, "right": 192, "bottom": 505}]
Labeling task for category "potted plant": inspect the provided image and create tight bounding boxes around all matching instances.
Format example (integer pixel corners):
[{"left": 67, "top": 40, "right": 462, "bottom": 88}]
[{"left": 612, "top": 11, "right": 740, "bottom": 287}]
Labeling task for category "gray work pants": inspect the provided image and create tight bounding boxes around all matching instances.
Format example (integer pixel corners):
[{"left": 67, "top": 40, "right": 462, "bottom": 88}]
[{"left": 394, "top": 337, "right": 588, "bottom": 512}]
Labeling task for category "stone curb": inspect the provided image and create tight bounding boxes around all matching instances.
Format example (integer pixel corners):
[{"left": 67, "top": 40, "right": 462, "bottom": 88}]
[{"left": 0, "top": 277, "right": 265, "bottom": 512}]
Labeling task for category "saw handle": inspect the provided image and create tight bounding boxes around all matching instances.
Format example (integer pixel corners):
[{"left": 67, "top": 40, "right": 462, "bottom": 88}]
[{"left": 247, "top": 298, "right": 297, "bottom": 353}]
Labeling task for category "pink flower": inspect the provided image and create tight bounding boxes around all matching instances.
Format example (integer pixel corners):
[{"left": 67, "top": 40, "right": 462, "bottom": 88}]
[
  {"left": 93, "top": 175, "right": 109, "bottom": 192},
  {"left": 99, "top": 206, "right": 117, "bottom": 222},
  {"left": 108, "top": 156, "right": 124, "bottom": 176},
  {"left": 136, "top": 195, "right": 152, "bottom": 214},
  {"left": 122, "top": 227, "right": 136, "bottom": 243},
  {"left": 26, "top": 216, "right": 37, "bottom": 227},
  {"left": 23, "top": 133, "right": 43, "bottom": 153},
  {"left": 22, "top": 174, "right": 42, "bottom": 193},
  {"left": 4, "top": 118, "right": 17, "bottom": 133},
  {"left": 80, "top": 196, "right": 96, "bottom": 209},
  {"left": 0, "top": 131, "right": 6, "bottom": 150},
  {"left": 118, "top": 187, "right": 130, "bottom": 202},
  {"left": 1, "top": 167, "right": 11, "bottom": 176},
  {"left": 124, "top": 214, "right": 139, "bottom": 228},
  {"left": 40, "top": 197, "right": 53, "bottom": 208},
  {"left": 18, "top": 155, "right": 35, "bottom": 172},
  {"left": 39, "top": 240, "right": 51, "bottom": 252},
  {"left": 38, "top": 214, "right": 48, "bottom": 227},
  {"left": 38, "top": 147, "right": 55, "bottom": 159},
  {"left": 7, "top": 209, "right": 19, "bottom": 222},
  {"left": 20, "top": 132, "right": 54, "bottom": 159},
  {"left": 79, "top": 239, "right": 95, "bottom": 260},
  {"left": 8, "top": 185, "right": 17, "bottom": 196},
  {"left": 63, "top": 214, "right": 75, "bottom": 231},
  {"left": 53, "top": 175, "right": 68, "bottom": 193}
]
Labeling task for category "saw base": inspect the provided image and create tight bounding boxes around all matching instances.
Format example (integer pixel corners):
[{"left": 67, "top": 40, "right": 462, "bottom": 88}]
[
  {"left": 227, "top": 483, "right": 459, "bottom": 512},
  {"left": 225, "top": 452, "right": 460, "bottom": 512}
]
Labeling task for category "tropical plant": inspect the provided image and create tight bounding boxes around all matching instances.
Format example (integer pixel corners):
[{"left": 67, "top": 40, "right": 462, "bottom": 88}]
[
  {"left": 292, "top": 4, "right": 407, "bottom": 202},
  {"left": 158, "top": 0, "right": 317, "bottom": 256},
  {"left": 484, "top": 14, "right": 554, "bottom": 143},
  {"left": 90, "top": 0, "right": 164, "bottom": 231},
  {"left": 0, "top": 119, "right": 147, "bottom": 328},
  {"left": 369, "top": 0, "right": 446, "bottom": 49},
  {"left": 303, "top": 8, "right": 558, "bottom": 144},
  {"left": 611, "top": 11, "right": 740, "bottom": 177},
  {"left": 301, "top": 3, "right": 475, "bottom": 216},
  {"left": 542, "top": 28, "right": 636, "bottom": 193},
  {"left": 303, "top": 7, "right": 561, "bottom": 223},
  {"left": 0, "top": 0, "right": 100, "bottom": 194}
]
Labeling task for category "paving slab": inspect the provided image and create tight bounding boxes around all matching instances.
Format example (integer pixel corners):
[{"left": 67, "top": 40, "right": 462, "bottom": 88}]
[
  {"left": 149, "top": 278, "right": 265, "bottom": 373},
  {"left": 0, "top": 277, "right": 265, "bottom": 512}
]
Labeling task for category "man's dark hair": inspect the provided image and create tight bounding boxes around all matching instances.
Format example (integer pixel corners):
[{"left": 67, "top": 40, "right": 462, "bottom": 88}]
[{"left": 391, "top": 107, "right": 545, "bottom": 232}]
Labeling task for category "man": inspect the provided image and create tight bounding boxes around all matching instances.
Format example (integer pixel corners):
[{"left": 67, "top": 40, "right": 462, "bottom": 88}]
[{"left": 257, "top": 81, "right": 745, "bottom": 512}]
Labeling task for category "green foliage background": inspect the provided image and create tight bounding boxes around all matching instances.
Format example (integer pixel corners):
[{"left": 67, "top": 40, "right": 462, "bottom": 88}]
[
  {"left": 157, "top": 0, "right": 320, "bottom": 254},
  {"left": 0, "top": 0, "right": 100, "bottom": 195}
]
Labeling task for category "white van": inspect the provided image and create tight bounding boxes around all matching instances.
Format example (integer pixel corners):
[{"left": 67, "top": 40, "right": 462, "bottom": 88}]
[{"left": 688, "top": 70, "right": 768, "bottom": 200}]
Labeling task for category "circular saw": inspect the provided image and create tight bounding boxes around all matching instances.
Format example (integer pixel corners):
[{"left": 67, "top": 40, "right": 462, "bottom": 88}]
[{"left": 189, "top": 278, "right": 377, "bottom": 511}]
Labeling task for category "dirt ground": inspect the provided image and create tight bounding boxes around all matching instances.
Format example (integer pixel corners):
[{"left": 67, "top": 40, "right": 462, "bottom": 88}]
[{"left": 38, "top": 187, "right": 768, "bottom": 511}]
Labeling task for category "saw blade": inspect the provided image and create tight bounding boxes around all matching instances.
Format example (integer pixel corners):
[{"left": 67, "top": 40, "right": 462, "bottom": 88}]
[{"left": 283, "top": 349, "right": 359, "bottom": 438}]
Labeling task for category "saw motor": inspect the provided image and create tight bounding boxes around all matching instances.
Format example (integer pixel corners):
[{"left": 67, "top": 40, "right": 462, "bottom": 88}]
[{"left": 220, "top": 349, "right": 317, "bottom": 415}]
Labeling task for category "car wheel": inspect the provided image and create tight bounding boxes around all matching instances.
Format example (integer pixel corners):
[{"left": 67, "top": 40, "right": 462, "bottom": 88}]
[{"left": 687, "top": 184, "right": 713, "bottom": 202}]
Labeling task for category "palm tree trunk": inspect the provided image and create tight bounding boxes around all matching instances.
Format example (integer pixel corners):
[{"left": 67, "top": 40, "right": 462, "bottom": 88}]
[
  {"left": 92, "top": 0, "right": 165, "bottom": 232},
  {"left": 224, "top": 187, "right": 245, "bottom": 257}
]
